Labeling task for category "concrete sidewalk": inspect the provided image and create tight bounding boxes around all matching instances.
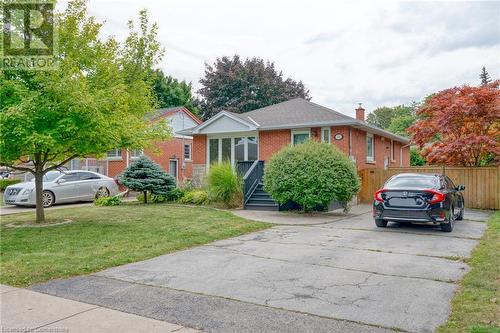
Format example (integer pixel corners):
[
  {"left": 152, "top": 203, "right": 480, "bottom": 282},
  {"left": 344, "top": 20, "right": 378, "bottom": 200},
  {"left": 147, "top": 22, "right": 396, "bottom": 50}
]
[{"left": 0, "top": 284, "right": 199, "bottom": 333}]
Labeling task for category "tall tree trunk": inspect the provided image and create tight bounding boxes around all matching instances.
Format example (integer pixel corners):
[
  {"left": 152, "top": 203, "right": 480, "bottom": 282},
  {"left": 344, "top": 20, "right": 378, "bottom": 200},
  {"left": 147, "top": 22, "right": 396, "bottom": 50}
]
[
  {"left": 34, "top": 168, "right": 45, "bottom": 223},
  {"left": 143, "top": 191, "right": 148, "bottom": 204}
]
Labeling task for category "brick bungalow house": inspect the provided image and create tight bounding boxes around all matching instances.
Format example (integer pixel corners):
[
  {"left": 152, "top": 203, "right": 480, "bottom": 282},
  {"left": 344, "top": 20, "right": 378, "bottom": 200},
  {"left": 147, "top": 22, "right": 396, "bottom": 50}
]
[
  {"left": 71, "top": 106, "right": 202, "bottom": 183},
  {"left": 179, "top": 98, "right": 410, "bottom": 210}
]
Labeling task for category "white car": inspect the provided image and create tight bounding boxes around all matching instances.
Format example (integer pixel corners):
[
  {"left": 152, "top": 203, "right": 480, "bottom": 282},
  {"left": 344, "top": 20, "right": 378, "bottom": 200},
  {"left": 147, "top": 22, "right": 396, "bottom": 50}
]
[{"left": 3, "top": 170, "right": 119, "bottom": 208}]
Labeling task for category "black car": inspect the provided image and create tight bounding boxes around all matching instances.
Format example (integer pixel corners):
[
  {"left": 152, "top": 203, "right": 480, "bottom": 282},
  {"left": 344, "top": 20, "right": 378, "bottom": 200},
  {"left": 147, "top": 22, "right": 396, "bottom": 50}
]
[{"left": 373, "top": 173, "right": 465, "bottom": 232}]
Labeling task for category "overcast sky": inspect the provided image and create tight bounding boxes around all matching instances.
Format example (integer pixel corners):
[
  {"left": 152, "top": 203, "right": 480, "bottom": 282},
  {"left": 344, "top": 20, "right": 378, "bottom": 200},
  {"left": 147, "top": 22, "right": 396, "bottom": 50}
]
[{"left": 74, "top": 0, "right": 499, "bottom": 117}]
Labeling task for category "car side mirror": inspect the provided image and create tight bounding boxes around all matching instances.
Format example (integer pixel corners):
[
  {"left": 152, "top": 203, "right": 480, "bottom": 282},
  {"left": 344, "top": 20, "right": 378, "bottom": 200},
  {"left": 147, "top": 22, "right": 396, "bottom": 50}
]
[
  {"left": 456, "top": 184, "right": 465, "bottom": 191},
  {"left": 57, "top": 178, "right": 67, "bottom": 184}
]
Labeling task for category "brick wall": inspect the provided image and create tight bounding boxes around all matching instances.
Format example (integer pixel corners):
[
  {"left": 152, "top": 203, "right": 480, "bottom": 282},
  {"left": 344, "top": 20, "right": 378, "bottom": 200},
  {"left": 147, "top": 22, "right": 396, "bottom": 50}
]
[
  {"left": 192, "top": 135, "right": 207, "bottom": 187},
  {"left": 330, "top": 126, "right": 350, "bottom": 154},
  {"left": 147, "top": 137, "right": 194, "bottom": 182},
  {"left": 106, "top": 137, "right": 194, "bottom": 183},
  {"left": 259, "top": 129, "right": 291, "bottom": 161},
  {"left": 193, "top": 135, "right": 207, "bottom": 164},
  {"left": 311, "top": 127, "right": 321, "bottom": 141},
  {"left": 402, "top": 145, "right": 410, "bottom": 166}
]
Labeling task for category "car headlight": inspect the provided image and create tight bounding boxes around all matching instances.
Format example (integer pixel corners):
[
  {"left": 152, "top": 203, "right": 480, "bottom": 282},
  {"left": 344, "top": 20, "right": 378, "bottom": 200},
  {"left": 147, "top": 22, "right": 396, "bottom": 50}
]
[{"left": 22, "top": 188, "right": 34, "bottom": 195}]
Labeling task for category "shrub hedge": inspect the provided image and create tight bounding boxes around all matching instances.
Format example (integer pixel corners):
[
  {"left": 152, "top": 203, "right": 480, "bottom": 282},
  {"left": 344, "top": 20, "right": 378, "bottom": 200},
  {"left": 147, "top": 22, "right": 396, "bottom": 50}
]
[
  {"left": 94, "top": 196, "right": 122, "bottom": 206},
  {"left": 0, "top": 179, "right": 21, "bottom": 191},
  {"left": 179, "top": 190, "right": 209, "bottom": 205},
  {"left": 263, "top": 140, "right": 360, "bottom": 212}
]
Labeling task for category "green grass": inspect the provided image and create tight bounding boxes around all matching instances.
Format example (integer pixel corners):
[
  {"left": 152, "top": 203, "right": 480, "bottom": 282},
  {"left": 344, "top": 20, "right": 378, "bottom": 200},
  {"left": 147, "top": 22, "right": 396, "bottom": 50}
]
[
  {"left": 0, "top": 203, "right": 270, "bottom": 287},
  {"left": 437, "top": 212, "right": 500, "bottom": 333}
]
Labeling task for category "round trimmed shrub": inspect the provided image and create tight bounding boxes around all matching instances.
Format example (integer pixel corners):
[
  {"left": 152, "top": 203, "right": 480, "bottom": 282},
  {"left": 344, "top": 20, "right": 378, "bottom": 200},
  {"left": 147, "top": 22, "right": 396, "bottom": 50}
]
[{"left": 263, "top": 141, "right": 360, "bottom": 212}]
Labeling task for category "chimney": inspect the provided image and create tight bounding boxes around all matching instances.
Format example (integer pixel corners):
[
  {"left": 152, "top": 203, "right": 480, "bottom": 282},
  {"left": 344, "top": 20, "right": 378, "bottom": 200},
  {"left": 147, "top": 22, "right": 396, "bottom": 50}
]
[{"left": 355, "top": 103, "right": 365, "bottom": 121}]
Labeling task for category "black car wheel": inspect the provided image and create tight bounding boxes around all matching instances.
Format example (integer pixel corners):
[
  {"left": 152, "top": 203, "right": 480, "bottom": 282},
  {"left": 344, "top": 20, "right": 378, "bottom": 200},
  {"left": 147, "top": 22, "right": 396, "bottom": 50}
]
[
  {"left": 375, "top": 218, "right": 388, "bottom": 228},
  {"left": 441, "top": 207, "right": 454, "bottom": 232}
]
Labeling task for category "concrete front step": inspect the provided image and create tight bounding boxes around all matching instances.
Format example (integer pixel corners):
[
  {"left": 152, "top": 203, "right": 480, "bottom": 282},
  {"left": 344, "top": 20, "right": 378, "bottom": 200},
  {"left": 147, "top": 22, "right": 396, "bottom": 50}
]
[{"left": 245, "top": 203, "right": 279, "bottom": 211}]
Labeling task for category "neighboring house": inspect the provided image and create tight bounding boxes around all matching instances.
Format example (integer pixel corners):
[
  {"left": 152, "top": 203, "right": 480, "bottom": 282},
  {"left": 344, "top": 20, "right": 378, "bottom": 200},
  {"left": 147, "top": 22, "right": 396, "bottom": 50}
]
[
  {"left": 178, "top": 98, "right": 410, "bottom": 187},
  {"left": 70, "top": 106, "right": 202, "bottom": 183}
]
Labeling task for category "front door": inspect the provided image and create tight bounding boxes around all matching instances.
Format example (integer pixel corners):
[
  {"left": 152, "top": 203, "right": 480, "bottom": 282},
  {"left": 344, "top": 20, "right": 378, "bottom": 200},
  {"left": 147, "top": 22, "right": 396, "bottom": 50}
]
[{"left": 169, "top": 160, "right": 178, "bottom": 181}]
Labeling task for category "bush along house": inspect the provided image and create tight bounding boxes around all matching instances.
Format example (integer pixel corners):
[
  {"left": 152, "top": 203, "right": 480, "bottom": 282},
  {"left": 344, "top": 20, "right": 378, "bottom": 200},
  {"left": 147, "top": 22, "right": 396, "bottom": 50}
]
[
  {"left": 178, "top": 98, "right": 410, "bottom": 209},
  {"left": 71, "top": 107, "right": 202, "bottom": 184}
]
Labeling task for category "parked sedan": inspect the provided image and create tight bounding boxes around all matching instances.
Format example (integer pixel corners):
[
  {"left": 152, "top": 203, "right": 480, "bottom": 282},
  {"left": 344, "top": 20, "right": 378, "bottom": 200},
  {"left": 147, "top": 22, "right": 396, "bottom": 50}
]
[
  {"left": 373, "top": 173, "right": 465, "bottom": 232},
  {"left": 3, "top": 170, "right": 119, "bottom": 208}
]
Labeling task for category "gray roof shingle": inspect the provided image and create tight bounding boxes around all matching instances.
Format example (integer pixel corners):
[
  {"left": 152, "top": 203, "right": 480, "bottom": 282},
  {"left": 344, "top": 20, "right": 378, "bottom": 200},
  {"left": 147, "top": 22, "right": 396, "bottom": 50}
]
[
  {"left": 230, "top": 98, "right": 352, "bottom": 127},
  {"left": 178, "top": 98, "right": 410, "bottom": 143}
]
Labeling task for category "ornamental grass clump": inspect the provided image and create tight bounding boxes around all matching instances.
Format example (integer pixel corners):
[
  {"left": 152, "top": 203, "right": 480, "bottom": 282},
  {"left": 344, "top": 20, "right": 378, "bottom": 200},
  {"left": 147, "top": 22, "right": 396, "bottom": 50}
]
[
  {"left": 263, "top": 141, "right": 360, "bottom": 212},
  {"left": 207, "top": 162, "right": 242, "bottom": 207}
]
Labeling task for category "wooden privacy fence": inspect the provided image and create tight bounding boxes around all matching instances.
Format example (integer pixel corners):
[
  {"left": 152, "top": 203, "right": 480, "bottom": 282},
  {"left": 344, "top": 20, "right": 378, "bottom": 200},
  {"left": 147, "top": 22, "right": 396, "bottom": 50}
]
[{"left": 358, "top": 166, "right": 500, "bottom": 210}]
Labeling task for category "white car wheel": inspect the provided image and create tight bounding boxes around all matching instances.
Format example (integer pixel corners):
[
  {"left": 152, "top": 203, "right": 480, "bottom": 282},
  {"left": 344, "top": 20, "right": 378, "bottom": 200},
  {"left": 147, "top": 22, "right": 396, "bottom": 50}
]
[{"left": 42, "top": 191, "right": 55, "bottom": 208}]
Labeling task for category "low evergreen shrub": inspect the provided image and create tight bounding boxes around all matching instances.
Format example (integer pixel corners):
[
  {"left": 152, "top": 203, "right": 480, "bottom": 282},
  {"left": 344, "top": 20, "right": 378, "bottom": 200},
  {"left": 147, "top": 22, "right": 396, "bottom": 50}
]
[
  {"left": 120, "top": 156, "right": 176, "bottom": 203},
  {"left": 94, "top": 196, "right": 122, "bottom": 206},
  {"left": 179, "top": 190, "right": 209, "bottom": 205}
]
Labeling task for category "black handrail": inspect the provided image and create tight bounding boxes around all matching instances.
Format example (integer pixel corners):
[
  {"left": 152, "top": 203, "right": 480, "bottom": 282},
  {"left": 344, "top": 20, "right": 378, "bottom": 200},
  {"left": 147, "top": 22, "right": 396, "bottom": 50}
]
[{"left": 242, "top": 160, "right": 264, "bottom": 207}]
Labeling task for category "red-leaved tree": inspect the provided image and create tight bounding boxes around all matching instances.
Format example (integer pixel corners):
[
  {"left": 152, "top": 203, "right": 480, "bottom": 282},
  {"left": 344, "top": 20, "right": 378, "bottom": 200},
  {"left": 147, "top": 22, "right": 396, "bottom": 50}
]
[{"left": 408, "top": 81, "right": 500, "bottom": 166}]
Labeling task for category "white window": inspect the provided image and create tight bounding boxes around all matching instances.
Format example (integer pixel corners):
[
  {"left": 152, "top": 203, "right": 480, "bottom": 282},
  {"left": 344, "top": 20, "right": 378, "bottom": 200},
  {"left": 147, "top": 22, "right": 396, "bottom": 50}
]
[
  {"left": 184, "top": 144, "right": 192, "bottom": 160},
  {"left": 130, "top": 149, "right": 143, "bottom": 160},
  {"left": 366, "top": 133, "right": 374, "bottom": 162},
  {"left": 321, "top": 127, "right": 331, "bottom": 143},
  {"left": 291, "top": 129, "right": 310, "bottom": 146},
  {"left": 107, "top": 149, "right": 122, "bottom": 160},
  {"left": 208, "top": 136, "right": 259, "bottom": 166}
]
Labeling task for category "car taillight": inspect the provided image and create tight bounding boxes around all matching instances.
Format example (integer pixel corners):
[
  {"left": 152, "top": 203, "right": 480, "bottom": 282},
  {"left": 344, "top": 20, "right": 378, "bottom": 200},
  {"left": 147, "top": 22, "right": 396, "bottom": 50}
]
[
  {"left": 374, "top": 189, "right": 385, "bottom": 202},
  {"left": 427, "top": 190, "right": 445, "bottom": 204}
]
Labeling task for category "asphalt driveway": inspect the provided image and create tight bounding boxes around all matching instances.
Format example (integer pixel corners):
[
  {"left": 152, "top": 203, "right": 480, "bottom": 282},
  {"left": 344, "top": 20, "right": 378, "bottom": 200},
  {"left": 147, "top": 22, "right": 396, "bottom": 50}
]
[{"left": 32, "top": 209, "right": 488, "bottom": 333}]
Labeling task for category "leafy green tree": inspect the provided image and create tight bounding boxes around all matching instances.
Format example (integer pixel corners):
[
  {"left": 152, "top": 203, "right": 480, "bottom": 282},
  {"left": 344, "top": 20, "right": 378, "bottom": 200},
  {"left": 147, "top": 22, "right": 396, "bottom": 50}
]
[
  {"left": 198, "top": 55, "right": 310, "bottom": 120},
  {"left": 480, "top": 66, "right": 492, "bottom": 86},
  {"left": 0, "top": 1, "right": 170, "bottom": 222},
  {"left": 367, "top": 104, "right": 417, "bottom": 137},
  {"left": 366, "top": 107, "right": 395, "bottom": 129},
  {"left": 153, "top": 69, "right": 201, "bottom": 116},
  {"left": 120, "top": 156, "right": 176, "bottom": 203},
  {"left": 388, "top": 114, "right": 416, "bottom": 137},
  {"left": 410, "top": 147, "right": 426, "bottom": 166},
  {"left": 264, "top": 141, "right": 360, "bottom": 212}
]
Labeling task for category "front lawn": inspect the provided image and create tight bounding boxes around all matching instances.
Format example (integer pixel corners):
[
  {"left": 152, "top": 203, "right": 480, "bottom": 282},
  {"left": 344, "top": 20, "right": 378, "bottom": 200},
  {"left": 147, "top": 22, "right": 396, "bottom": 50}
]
[
  {"left": 437, "top": 212, "right": 500, "bottom": 333},
  {"left": 0, "top": 203, "right": 270, "bottom": 287}
]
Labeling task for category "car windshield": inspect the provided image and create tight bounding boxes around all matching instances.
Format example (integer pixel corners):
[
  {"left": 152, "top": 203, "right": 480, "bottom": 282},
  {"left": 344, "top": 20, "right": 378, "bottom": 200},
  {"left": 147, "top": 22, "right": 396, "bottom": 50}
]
[
  {"left": 43, "top": 172, "right": 62, "bottom": 182},
  {"left": 385, "top": 175, "right": 439, "bottom": 189}
]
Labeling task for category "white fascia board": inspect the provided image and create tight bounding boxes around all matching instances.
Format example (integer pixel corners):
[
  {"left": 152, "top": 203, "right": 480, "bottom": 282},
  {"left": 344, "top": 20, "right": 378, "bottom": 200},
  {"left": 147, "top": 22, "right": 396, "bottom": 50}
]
[{"left": 193, "top": 111, "right": 257, "bottom": 134}]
